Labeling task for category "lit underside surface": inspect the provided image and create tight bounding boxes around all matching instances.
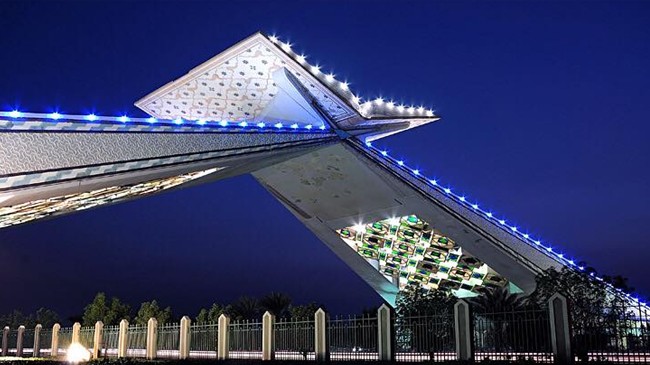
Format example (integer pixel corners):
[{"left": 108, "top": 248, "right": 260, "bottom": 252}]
[
  {"left": 338, "top": 215, "right": 507, "bottom": 297},
  {"left": 0, "top": 168, "right": 220, "bottom": 228}
]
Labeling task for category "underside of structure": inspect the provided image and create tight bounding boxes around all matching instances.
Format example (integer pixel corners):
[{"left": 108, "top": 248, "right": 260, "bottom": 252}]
[{"left": 0, "top": 32, "right": 598, "bottom": 306}]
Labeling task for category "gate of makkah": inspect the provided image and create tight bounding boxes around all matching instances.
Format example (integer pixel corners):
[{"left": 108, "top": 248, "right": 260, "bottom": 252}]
[{"left": 0, "top": 32, "right": 634, "bottom": 307}]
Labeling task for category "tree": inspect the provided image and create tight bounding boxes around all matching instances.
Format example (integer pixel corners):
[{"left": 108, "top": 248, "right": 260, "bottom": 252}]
[
  {"left": 82, "top": 292, "right": 131, "bottom": 326},
  {"left": 289, "top": 303, "right": 320, "bottom": 320},
  {"left": 134, "top": 300, "right": 172, "bottom": 326},
  {"left": 396, "top": 288, "right": 455, "bottom": 317},
  {"left": 259, "top": 292, "right": 292, "bottom": 318},
  {"left": 35, "top": 308, "right": 59, "bottom": 328},
  {"left": 469, "top": 287, "right": 529, "bottom": 312},
  {"left": 0, "top": 308, "right": 60, "bottom": 329},
  {"left": 227, "top": 296, "right": 260, "bottom": 320},
  {"left": 196, "top": 303, "right": 224, "bottom": 324}
]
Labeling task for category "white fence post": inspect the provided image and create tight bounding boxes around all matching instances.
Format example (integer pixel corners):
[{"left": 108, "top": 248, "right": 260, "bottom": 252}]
[
  {"left": 92, "top": 321, "right": 103, "bottom": 359},
  {"left": 72, "top": 322, "right": 81, "bottom": 344},
  {"left": 377, "top": 304, "right": 393, "bottom": 361},
  {"left": 33, "top": 324, "right": 42, "bottom": 357},
  {"left": 262, "top": 311, "right": 275, "bottom": 360},
  {"left": 1, "top": 326, "right": 8, "bottom": 356},
  {"left": 454, "top": 299, "right": 473, "bottom": 361},
  {"left": 146, "top": 318, "right": 158, "bottom": 360},
  {"left": 549, "top": 293, "right": 572, "bottom": 363},
  {"left": 118, "top": 319, "right": 128, "bottom": 358},
  {"left": 179, "top": 316, "right": 191, "bottom": 359},
  {"left": 217, "top": 314, "right": 230, "bottom": 360},
  {"left": 314, "top": 308, "right": 329, "bottom": 361},
  {"left": 51, "top": 323, "right": 60, "bottom": 357},
  {"left": 16, "top": 325, "right": 25, "bottom": 357}
]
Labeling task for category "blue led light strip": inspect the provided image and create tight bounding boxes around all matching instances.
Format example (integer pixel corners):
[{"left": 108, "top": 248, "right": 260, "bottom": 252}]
[
  {"left": 0, "top": 111, "right": 328, "bottom": 131},
  {"left": 360, "top": 139, "right": 648, "bottom": 308}
]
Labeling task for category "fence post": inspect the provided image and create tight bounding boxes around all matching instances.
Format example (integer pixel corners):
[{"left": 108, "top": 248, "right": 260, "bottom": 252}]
[
  {"left": 51, "top": 323, "right": 60, "bottom": 357},
  {"left": 377, "top": 304, "right": 393, "bottom": 361},
  {"left": 314, "top": 308, "right": 329, "bottom": 361},
  {"left": 454, "top": 299, "right": 473, "bottom": 361},
  {"left": 262, "top": 311, "right": 275, "bottom": 360},
  {"left": 72, "top": 322, "right": 81, "bottom": 344},
  {"left": 1, "top": 326, "right": 8, "bottom": 356},
  {"left": 33, "top": 324, "right": 42, "bottom": 357},
  {"left": 92, "top": 321, "right": 103, "bottom": 359},
  {"left": 118, "top": 319, "right": 128, "bottom": 358},
  {"left": 548, "top": 293, "right": 572, "bottom": 364},
  {"left": 16, "top": 325, "right": 25, "bottom": 357},
  {"left": 217, "top": 314, "right": 230, "bottom": 360},
  {"left": 179, "top": 316, "right": 191, "bottom": 359},
  {"left": 146, "top": 318, "right": 157, "bottom": 360}
]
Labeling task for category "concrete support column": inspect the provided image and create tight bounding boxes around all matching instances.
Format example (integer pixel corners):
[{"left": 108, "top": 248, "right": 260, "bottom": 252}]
[
  {"left": 33, "top": 324, "right": 42, "bottom": 357},
  {"left": 146, "top": 318, "right": 157, "bottom": 360},
  {"left": 262, "top": 311, "right": 275, "bottom": 360},
  {"left": 1, "top": 326, "right": 9, "bottom": 356},
  {"left": 117, "top": 319, "right": 128, "bottom": 358},
  {"left": 51, "top": 324, "right": 60, "bottom": 357},
  {"left": 72, "top": 322, "right": 81, "bottom": 344},
  {"left": 92, "top": 321, "right": 103, "bottom": 359},
  {"left": 179, "top": 316, "right": 191, "bottom": 359},
  {"left": 217, "top": 314, "right": 230, "bottom": 360},
  {"left": 314, "top": 308, "right": 329, "bottom": 361},
  {"left": 16, "top": 325, "right": 25, "bottom": 357},
  {"left": 549, "top": 293, "right": 572, "bottom": 364},
  {"left": 377, "top": 304, "right": 393, "bottom": 361},
  {"left": 454, "top": 300, "right": 473, "bottom": 361}
]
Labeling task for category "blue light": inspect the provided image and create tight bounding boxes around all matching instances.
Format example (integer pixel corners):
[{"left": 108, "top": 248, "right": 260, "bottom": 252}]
[
  {"left": 219, "top": 121, "right": 228, "bottom": 127},
  {"left": 499, "top": 220, "right": 506, "bottom": 225},
  {"left": 119, "top": 115, "right": 129, "bottom": 123},
  {"left": 578, "top": 266, "right": 585, "bottom": 271},
  {"left": 366, "top": 141, "right": 372, "bottom": 147},
  {"left": 459, "top": 196, "right": 466, "bottom": 202},
  {"left": 430, "top": 179, "right": 437, "bottom": 185},
  {"left": 486, "top": 212, "right": 493, "bottom": 218},
  {"left": 174, "top": 118, "right": 183, "bottom": 125},
  {"left": 147, "top": 117, "right": 156, "bottom": 123},
  {"left": 534, "top": 240, "right": 541, "bottom": 245},
  {"left": 546, "top": 247, "right": 553, "bottom": 252},
  {"left": 86, "top": 114, "right": 97, "bottom": 121},
  {"left": 397, "top": 160, "right": 404, "bottom": 166},
  {"left": 8, "top": 110, "right": 21, "bottom": 118},
  {"left": 274, "top": 123, "right": 283, "bottom": 128},
  {"left": 197, "top": 119, "right": 206, "bottom": 125},
  {"left": 305, "top": 124, "right": 313, "bottom": 130},
  {"left": 444, "top": 188, "right": 451, "bottom": 194},
  {"left": 472, "top": 204, "right": 479, "bottom": 210},
  {"left": 49, "top": 112, "right": 62, "bottom": 120},
  {"left": 319, "top": 125, "right": 326, "bottom": 130},
  {"left": 523, "top": 234, "right": 529, "bottom": 239},
  {"left": 239, "top": 121, "right": 248, "bottom": 127},
  {"left": 511, "top": 226, "right": 517, "bottom": 232},
  {"left": 290, "top": 123, "right": 298, "bottom": 129},
  {"left": 381, "top": 151, "right": 388, "bottom": 156},
  {"left": 413, "top": 169, "right": 420, "bottom": 175},
  {"left": 257, "top": 122, "right": 266, "bottom": 128}
]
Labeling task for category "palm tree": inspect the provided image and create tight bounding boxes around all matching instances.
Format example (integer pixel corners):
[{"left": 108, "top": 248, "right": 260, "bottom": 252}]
[
  {"left": 260, "top": 292, "right": 292, "bottom": 318},
  {"left": 229, "top": 297, "right": 260, "bottom": 320},
  {"left": 470, "top": 287, "right": 529, "bottom": 312}
]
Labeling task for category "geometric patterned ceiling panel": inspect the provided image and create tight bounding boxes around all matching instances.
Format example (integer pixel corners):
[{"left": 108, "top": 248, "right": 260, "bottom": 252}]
[{"left": 337, "top": 214, "right": 507, "bottom": 297}]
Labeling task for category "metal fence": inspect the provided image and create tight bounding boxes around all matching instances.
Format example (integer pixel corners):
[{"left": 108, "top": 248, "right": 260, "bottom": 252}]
[
  {"left": 328, "top": 315, "right": 378, "bottom": 360},
  {"left": 101, "top": 325, "right": 119, "bottom": 357},
  {"left": 57, "top": 327, "right": 72, "bottom": 355},
  {"left": 156, "top": 322, "right": 180, "bottom": 359},
  {"left": 126, "top": 324, "right": 147, "bottom": 358},
  {"left": 572, "top": 301, "right": 650, "bottom": 363},
  {"left": 79, "top": 326, "right": 94, "bottom": 350},
  {"left": 473, "top": 308, "right": 554, "bottom": 363},
  {"left": 39, "top": 328, "right": 52, "bottom": 356},
  {"left": 189, "top": 322, "right": 218, "bottom": 359},
  {"left": 275, "top": 318, "right": 315, "bottom": 360},
  {"left": 229, "top": 320, "right": 262, "bottom": 359},
  {"left": 395, "top": 313, "right": 456, "bottom": 362}
]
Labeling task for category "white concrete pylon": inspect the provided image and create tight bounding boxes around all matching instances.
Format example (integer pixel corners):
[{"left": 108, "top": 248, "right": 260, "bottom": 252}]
[
  {"left": 179, "top": 316, "right": 191, "bottom": 359},
  {"left": 548, "top": 293, "right": 571, "bottom": 363},
  {"left": 1, "top": 326, "right": 9, "bottom": 356},
  {"left": 117, "top": 319, "right": 129, "bottom": 358},
  {"left": 217, "top": 314, "right": 230, "bottom": 360},
  {"left": 454, "top": 300, "right": 472, "bottom": 361},
  {"left": 72, "top": 322, "right": 81, "bottom": 344},
  {"left": 16, "top": 325, "right": 25, "bottom": 357},
  {"left": 92, "top": 321, "right": 103, "bottom": 359},
  {"left": 314, "top": 308, "right": 329, "bottom": 361},
  {"left": 33, "top": 324, "right": 42, "bottom": 357},
  {"left": 262, "top": 311, "right": 275, "bottom": 361},
  {"left": 377, "top": 304, "right": 393, "bottom": 361},
  {"left": 146, "top": 318, "right": 158, "bottom": 360},
  {"left": 51, "top": 323, "right": 60, "bottom": 357}
]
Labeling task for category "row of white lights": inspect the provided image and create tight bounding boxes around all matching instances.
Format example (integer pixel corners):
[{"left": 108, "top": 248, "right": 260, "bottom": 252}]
[
  {"left": 360, "top": 139, "right": 648, "bottom": 308},
  {"left": 267, "top": 35, "right": 435, "bottom": 118},
  {"left": 0, "top": 110, "right": 328, "bottom": 131}
]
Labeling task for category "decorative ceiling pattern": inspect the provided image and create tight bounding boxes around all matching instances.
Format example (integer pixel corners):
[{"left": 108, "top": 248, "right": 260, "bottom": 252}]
[{"left": 337, "top": 214, "right": 507, "bottom": 296}]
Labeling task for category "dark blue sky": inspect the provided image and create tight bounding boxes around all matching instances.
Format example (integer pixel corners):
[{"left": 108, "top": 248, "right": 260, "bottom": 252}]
[{"left": 1, "top": 1, "right": 649, "bottom": 320}]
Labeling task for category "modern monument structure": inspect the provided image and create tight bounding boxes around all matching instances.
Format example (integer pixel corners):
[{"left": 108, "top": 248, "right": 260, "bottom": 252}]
[{"left": 0, "top": 32, "right": 638, "bottom": 307}]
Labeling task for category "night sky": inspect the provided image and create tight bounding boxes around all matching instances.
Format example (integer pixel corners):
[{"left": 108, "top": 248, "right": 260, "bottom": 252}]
[{"left": 1, "top": 1, "right": 649, "bottom": 321}]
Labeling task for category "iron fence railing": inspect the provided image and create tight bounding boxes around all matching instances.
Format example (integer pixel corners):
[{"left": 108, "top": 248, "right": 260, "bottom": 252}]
[
  {"left": 156, "top": 323, "right": 179, "bottom": 359},
  {"left": 229, "top": 320, "right": 262, "bottom": 359},
  {"left": 57, "top": 327, "right": 73, "bottom": 355},
  {"left": 328, "top": 315, "right": 378, "bottom": 360},
  {"left": 21, "top": 328, "right": 35, "bottom": 357},
  {"left": 473, "top": 308, "right": 553, "bottom": 363},
  {"left": 395, "top": 313, "right": 456, "bottom": 362},
  {"left": 79, "top": 326, "right": 94, "bottom": 350},
  {"left": 571, "top": 301, "right": 650, "bottom": 363},
  {"left": 39, "top": 328, "right": 52, "bottom": 356},
  {"left": 275, "top": 318, "right": 315, "bottom": 360},
  {"left": 126, "top": 324, "right": 147, "bottom": 358},
  {"left": 189, "top": 322, "right": 218, "bottom": 359},
  {"left": 100, "top": 325, "right": 119, "bottom": 357}
]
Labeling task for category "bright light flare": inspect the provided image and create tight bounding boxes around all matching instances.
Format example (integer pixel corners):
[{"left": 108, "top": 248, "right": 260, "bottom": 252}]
[{"left": 66, "top": 343, "right": 91, "bottom": 363}]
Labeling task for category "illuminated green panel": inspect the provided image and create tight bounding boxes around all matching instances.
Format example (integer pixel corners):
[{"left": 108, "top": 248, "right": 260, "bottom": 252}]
[{"left": 337, "top": 215, "right": 507, "bottom": 296}]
